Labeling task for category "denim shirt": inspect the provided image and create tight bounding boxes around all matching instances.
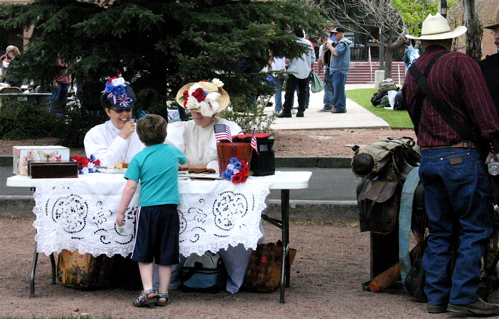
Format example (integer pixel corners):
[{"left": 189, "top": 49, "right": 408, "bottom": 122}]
[{"left": 330, "top": 37, "right": 352, "bottom": 75}]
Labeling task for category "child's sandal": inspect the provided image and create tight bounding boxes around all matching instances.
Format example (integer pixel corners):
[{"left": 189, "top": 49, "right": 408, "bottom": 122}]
[
  {"left": 155, "top": 292, "right": 169, "bottom": 307},
  {"left": 132, "top": 289, "right": 157, "bottom": 307}
]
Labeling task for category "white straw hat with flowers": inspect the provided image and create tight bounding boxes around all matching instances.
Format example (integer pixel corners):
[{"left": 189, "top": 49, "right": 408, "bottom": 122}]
[
  {"left": 406, "top": 13, "right": 467, "bottom": 40},
  {"left": 176, "top": 78, "right": 230, "bottom": 117}
]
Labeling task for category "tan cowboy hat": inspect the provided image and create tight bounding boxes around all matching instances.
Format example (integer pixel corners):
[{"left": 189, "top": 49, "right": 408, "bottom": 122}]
[
  {"left": 406, "top": 13, "right": 467, "bottom": 40},
  {"left": 484, "top": 11, "right": 499, "bottom": 30},
  {"left": 176, "top": 78, "right": 230, "bottom": 117}
]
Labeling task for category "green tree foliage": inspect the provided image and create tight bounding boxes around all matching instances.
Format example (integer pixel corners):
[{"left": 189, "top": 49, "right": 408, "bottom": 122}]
[
  {"left": 391, "top": 0, "right": 439, "bottom": 36},
  {"left": 0, "top": 0, "right": 324, "bottom": 118}
]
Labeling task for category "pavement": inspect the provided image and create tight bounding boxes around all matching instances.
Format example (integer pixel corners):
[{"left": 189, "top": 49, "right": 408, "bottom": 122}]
[{"left": 0, "top": 83, "right": 385, "bottom": 221}]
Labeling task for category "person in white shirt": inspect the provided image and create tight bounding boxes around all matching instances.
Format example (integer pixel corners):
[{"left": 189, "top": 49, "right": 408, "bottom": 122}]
[
  {"left": 84, "top": 77, "right": 144, "bottom": 167},
  {"left": 166, "top": 78, "right": 261, "bottom": 294},
  {"left": 278, "top": 27, "right": 315, "bottom": 118}
]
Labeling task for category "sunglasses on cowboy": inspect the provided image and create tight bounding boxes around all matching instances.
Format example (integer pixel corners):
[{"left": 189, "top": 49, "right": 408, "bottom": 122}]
[{"left": 111, "top": 107, "right": 133, "bottom": 114}]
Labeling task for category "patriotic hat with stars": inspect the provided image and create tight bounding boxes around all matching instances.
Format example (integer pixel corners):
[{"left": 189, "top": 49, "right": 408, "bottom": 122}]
[{"left": 103, "top": 76, "right": 136, "bottom": 109}]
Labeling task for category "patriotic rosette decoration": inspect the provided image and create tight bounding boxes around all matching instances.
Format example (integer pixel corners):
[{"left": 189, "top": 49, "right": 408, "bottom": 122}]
[
  {"left": 71, "top": 154, "right": 100, "bottom": 175},
  {"left": 103, "top": 77, "right": 136, "bottom": 109},
  {"left": 221, "top": 157, "right": 250, "bottom": 183}
]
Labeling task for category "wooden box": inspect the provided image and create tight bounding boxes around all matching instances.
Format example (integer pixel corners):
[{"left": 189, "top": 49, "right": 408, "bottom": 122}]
[{"left": 29, "top": 160, "right": 78, "bottom": 179}]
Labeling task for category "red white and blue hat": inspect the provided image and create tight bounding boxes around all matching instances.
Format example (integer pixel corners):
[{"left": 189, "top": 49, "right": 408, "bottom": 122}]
[{"left": 103, "top": 77, "right": 136, "bottom": 109}]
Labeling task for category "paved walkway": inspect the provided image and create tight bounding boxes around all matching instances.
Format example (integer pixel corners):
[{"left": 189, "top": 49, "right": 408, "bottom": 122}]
[{"left": 268, "top": 83, "right": 389, "bottom": 130}]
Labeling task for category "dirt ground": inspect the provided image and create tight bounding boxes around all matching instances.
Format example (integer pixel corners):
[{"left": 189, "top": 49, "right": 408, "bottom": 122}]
[
  {"left": 5, "top": 215, "right": 495, "bottom": 319},
  {"left": 0, "top": 128, "right": 416, "bottom": 158},
  {"left": 4, "top": 128, "right": 485, "bottom": 318}
]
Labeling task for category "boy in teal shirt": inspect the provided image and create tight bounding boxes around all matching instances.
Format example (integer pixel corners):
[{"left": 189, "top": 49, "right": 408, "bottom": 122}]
[{"left": 116, "top": 114, "right": 187, "bottom": 307}]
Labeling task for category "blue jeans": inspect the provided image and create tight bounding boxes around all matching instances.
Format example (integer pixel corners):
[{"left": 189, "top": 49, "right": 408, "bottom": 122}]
[
  {"left": 420, "top": 147, "right": 493, "bottom": 306},
  {"left": 331, "top": 71, "right": 347, "bottom": 111},
  {"left": 323, "top": 69, "right": 334, "bottom": 109},
  {"left": 50, "top": 82, "right": 69, "bottom": 114},
  {"left": 271, "top": 76, "right": 285, "bottom": 112}
]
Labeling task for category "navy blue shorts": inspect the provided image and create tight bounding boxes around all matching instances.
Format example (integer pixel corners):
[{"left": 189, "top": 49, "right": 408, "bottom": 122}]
[{"left": 131, "top": 204, "right": 180, "bottom": 265}]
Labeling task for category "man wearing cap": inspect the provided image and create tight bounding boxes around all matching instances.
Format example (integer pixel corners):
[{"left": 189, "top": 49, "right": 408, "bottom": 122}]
[
  {"left": 326, "top": 27, "right": 352, "bottom": 113},
  {"left": 402, "top": 13, "right": 499, "bottom": 315}
]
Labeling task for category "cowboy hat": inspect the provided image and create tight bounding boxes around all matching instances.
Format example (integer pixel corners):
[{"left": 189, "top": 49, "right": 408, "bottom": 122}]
[
  {"left": 406, "top": 13, "right": 467, "bottom": 40},
  {"left": 484, "top": 11, "right": 499, "bottom": 30},
  {"left": 176, "top": 78, "right": 230, "bottom": 117}
]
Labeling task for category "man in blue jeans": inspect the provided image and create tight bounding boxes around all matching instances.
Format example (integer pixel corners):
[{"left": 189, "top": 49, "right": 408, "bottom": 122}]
[
  {"left": 403, "top": 13, "right": 499, "bottom": 316},
  {"left": 317, "top": 32, "right": 335, "bottom": 112},
  {"left": 327, "top": 27, "right": 351, "bottom": 114}
]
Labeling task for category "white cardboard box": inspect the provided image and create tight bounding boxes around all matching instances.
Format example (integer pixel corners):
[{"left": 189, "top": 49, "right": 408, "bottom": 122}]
[{"left": 13, "top": 145, "right": 70, "bottom": 176}]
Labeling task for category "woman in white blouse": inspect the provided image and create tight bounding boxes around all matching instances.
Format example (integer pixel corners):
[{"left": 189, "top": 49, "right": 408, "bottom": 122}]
[
  {"left": 84, "top": 77, "right": 144, "bottom": 167},
  {"left": 167, "top": 79, "right": 257, "bottom": 294}
]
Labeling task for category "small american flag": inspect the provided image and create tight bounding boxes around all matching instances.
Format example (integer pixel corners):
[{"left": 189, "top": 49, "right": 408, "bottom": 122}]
[
  {"left": 251, "top": 131, "right": 259, "bottom": 154},
  {"left": 214, "top": 124, "right": 232, "bottom": 142}
]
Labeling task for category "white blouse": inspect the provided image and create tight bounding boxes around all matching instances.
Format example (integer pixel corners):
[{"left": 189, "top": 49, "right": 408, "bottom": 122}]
[
  {"left": 166, "top": 118, "right": 242, "bottom": 172},
  {"left": 84, "top": 120, "right": 145, "bottom": 167}
]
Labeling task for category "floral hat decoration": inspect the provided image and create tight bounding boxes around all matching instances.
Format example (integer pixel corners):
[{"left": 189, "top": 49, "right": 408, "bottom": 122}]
[
  {"left": 103, "top": 76, "right": 136, "bottom": 109},
  {"left": 175, "top": 78, "right": 230, "bottom": 117}
]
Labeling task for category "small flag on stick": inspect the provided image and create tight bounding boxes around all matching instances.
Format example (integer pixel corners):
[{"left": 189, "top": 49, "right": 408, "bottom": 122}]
[
  {"left": 214, "top": 124, "right": 233, "bottom": 142},
  {"left": 251, "top": 131, "right": 259, "bottom": 154}
]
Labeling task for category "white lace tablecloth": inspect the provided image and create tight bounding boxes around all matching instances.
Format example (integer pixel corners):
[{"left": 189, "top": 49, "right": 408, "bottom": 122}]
[{"left": 32, "top": 174, "right": 271, "bottom": 257}]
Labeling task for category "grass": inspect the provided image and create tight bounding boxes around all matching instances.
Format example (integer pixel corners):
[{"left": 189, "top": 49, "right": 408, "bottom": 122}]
[{"left": 347, "top": 88, "right": 414, "bottom": 129}]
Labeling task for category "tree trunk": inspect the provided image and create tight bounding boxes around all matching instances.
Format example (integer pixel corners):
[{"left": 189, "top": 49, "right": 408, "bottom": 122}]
[
  {"left": 464, "top": 0, "right": 482, "bottom": 62},
  {"left": 384, "top": 45, "right": 393, "bottom": 79}
]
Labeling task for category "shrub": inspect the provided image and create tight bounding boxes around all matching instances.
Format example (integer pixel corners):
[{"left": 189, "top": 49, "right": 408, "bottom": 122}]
[{"left": 0, "top": 99, "right": 64, "bottom": 139}]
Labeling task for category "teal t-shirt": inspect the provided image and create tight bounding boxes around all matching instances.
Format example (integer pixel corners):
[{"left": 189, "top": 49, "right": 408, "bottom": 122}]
[{"left": 124, "top": 143, "right": 187, "bottom": 207}]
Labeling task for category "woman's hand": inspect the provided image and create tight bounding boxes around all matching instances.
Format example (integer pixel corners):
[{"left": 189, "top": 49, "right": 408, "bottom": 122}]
[{"left": 118, "top": 120, "right": 136, "bottom": 139}]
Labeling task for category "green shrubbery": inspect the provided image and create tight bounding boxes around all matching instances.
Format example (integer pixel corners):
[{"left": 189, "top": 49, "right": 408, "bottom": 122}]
[
  {"left": 0, "top": 99, "right": 106, "bottom": 148},
  {"left": 0, "top": 99, "right": 63, "bottom": 140},
  {"left": 222, "top": 96, "right": 276, "bottom": 134}
]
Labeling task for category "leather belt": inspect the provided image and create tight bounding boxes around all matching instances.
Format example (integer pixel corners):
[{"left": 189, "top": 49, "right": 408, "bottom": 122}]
[{"left": 421, "top": 141, "right": 479, "bottom": 151}]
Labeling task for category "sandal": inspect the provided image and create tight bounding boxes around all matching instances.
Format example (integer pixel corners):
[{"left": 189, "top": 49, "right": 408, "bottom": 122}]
[
  {"left": 132, "top": 289, "right": 157, "bottom": 307},
  {"left": 155, "top": 292, "right": 169, "bottom": 307}
]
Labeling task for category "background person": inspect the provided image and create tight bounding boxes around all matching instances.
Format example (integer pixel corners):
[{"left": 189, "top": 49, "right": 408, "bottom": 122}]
[
  {"left": 84, "top": 77, "right": 144, "bottom": 167},
  {"left": 116, "top": 114, "right": 187, "bottom": 307},
  {"left": 49, "top": 55, "right": 72, "bottom": 114},
  {"left": 268, "top": 54, "right": 286, "bottom": 113},
  {"left": 0, "top": 45, "right": 21, "bottom": 86},
  {"left": 278, "top": 27, "right": 315, "bottom": 118},
  {"left": 327, "top": 27, "right": 351, "bottom": 114},
  {"left": 403, "top": 13, "right": 499, "bottom": 316},
  {"left": 317, "top": 31, "right": 335, "bottom": 112}
]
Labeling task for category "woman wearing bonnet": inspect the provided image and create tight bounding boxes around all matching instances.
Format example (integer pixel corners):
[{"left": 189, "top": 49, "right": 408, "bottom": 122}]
[
  {"left": 166, "top": 78, "right": 260, "bottom": 294},
  {"left": 167, "top": 78, "right": 241, "bottom": 173},
  {"left": 84, "top": 77, "right": 144, "bottom": 167}
]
